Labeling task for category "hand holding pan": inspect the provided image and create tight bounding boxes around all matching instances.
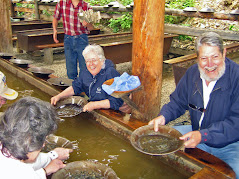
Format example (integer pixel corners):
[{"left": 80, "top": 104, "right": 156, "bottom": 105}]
[
  {"left": 130, "top": 124, "right": 185, "bottom": 155},
  {"left": 55, "top": 96, "right": 87, "bottom": 118}
]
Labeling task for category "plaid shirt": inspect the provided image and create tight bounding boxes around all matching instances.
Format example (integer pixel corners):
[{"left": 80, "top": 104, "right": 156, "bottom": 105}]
[{"left": 53, "top": 0, "right": 91, "bottom": 36}]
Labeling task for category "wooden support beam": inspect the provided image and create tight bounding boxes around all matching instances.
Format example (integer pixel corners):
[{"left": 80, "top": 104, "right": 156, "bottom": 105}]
[
  {"left": 131, "top": 0, "right": 165, "bottom": 121},
  {"left": 0, "top": 0, "right": 13, "bottom": 53}
]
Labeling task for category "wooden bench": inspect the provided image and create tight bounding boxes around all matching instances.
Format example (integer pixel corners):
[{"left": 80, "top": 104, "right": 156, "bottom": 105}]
[
  {"left": 36, "top": 33, "right": 178, "bottom": 65},
  {"left": 36, "top": 43, "right": 64, "bottom": 64}
]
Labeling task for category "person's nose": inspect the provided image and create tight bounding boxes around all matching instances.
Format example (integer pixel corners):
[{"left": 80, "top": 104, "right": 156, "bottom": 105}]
[{"left": 207, "top": 57, "right": 214, "bottom": 67}]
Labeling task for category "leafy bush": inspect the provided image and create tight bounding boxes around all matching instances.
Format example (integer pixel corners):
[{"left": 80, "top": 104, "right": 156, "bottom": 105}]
[
  {"left": 108, "top": 13, "right": 132, "bottom": 32},
  {"left": 177, "top": 35, "right": 193, "bottom": 41},
  {"left": 86, "top": 0, "right": 133, "bottom": 6},
  {"left": 165, "top": 0, "right": 195, "bottom": 24},
  {"left": 165, "top": 0, "right": 195, "bottom": 9}
]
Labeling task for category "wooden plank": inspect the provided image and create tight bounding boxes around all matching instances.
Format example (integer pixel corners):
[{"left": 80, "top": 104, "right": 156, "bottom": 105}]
[
  {"left": 36, "top": 43, "right": 64, "bottom": 49},
  {"left": 165, "top": 24, "right": 239, "bottom": 41},
  {"left": 164, "top": 43, "right": 239, "bottom": 65},
  {"left": 164, "top": 53, "right": 197, "bottom": 64},
  {"left": 190, "top": 167, "right": 232, "bottom": 179}
]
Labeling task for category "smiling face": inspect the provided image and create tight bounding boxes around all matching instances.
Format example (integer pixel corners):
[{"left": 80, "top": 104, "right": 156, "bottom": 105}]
[
  {"left": 85, "top": 53, "right": 104, "bottom": 76},
  {"left": 198, "top": 44, "right": 226, "bottom": 84}
]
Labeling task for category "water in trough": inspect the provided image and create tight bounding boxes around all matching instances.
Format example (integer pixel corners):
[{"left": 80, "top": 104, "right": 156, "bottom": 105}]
[{"left": 0, "top": 68, "right": 187, "bottom": 179}]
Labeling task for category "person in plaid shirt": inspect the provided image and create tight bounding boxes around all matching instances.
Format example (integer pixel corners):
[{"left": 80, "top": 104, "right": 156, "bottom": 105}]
[{"left": 52, "top": 0, "right": 94, "bottom": 79}]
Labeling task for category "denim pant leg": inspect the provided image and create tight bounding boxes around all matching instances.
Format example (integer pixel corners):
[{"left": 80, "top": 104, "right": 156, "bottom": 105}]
[
  {"left": 64, "top": 35, "right": 78, "bottom": 79},
  {"left": 173, "top": 125, "right": 193, "bottom": 135},
  {"left": 210, "top": 142, "right": 239, "bottom": 179},
  {"left": 74, "top": 34, "right": 88, "bottom": 72},
  {"left": 173, "top": 125, "right": 239, "bottom": 178}
]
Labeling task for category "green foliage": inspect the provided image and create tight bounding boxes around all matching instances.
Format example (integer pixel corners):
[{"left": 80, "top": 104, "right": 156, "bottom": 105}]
[
  {"left": 229, "top": 24, "right": 239, "bottom": 31},
  {"left": 16, "top": 2, "right": 34, "bottom": 8},
  {"left": 118, "top": 0, "right": 133, "bottom": 6},
  {"left": 165, "top": 0, "right": 196, "bottom": 24},
  {"left": 108, "top": 13, "right": 132, "bottom": 33},
  {"left": 85, "top": 0, "right": 113, "bottom": 6},
  {"left": 177, "top": 35, "right": 193, "bottom": 41},
  {"left": 17, "top": 11, "right": 25, "bottom": 17},
  {"left": 42, "top": 10, "right": 53, "bottom": 17},
  {"left": 165, "top": 0, "right": 195, "bottom": 9},
  {"left": 85, "top": 0, "right": 133, "bottom": 6}
]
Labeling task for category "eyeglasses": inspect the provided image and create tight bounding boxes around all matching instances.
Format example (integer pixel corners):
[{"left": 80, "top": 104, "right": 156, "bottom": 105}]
[
  {"left": 85, "top": 59, "right": 99, "bottom": 65},
  {"left": 188, "top": 103, "right": 206, "bottom": 113}
]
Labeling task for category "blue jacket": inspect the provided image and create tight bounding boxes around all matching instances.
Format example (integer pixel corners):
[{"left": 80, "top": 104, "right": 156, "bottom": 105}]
[
  {"left": 160, "top": 58, "right": 239, "bottom": 148},
  {"left": 72, "top": 59, "right": 124, "bottom": 110}
]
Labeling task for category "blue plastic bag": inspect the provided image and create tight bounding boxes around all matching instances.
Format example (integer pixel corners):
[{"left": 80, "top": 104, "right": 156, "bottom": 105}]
[{"left": 102, "top": 72, "right": 141, "bottom": 95}]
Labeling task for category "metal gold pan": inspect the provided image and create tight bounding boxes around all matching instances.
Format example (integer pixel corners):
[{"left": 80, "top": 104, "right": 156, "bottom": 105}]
[
  {"left": 130, "top": 124, "right": 184, "bottom": 155},
  {"left": 51, "top": 160, "right": 118, "bottom": 179}
]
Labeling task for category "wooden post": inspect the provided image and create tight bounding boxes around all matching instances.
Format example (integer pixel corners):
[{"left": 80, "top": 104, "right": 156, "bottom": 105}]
[
  {"left": 9, "top": 0, "right": 15, "bottom": 17},
  {"left": 131, "top": 0, "right": 165, "bottom": 121},
  {"left": 34, "top": 0, "right": 40, "bottom": 20},
  {"left": 0, "top": 0, "right": 13, "bottom": 53}
]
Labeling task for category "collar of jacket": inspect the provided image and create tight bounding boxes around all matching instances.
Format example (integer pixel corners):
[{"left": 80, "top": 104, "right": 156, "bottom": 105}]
[{"left": 192, "top": 57, "right": 231, "bottom": 95}]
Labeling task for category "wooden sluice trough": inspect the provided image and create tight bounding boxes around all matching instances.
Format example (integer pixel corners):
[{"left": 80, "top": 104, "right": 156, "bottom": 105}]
[
  {"left": 11, "top": 20, "right": 52, "bottom": 37},
  {"left": 0, "top": 57, "right": 235, "bottom": 178},
  {"left": 16, "top": 29, "right": 177, "bottom": 64}
]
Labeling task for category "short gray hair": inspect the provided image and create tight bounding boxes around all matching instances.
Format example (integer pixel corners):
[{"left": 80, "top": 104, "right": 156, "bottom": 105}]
[
  {"left": 82, "top": 44, "right": 106, "bottom": 61},
  {"left": 196, "top": 32, "right": 224, "bottom": 55},
  {"left": 0, "top": 97, "right": 58, "bottom": 160}
]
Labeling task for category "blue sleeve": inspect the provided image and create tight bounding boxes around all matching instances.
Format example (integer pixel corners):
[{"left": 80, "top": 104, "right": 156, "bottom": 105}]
[
  {"left": 72, "top": 76, "right": 84, "bottom": 95},
  {"left": 160, "top": 69, "right": 190, "bottom": 124}
]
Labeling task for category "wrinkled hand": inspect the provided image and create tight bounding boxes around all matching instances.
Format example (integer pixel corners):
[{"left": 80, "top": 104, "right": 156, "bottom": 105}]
[
  {"left": 148, "top": 115, "right": 166, "bottom": 132},
  {"left": 179, "top": 131, "right": 201, "bottom": 148},
  {"left": 83, "top": 102, "right": 95, "bottom": 112},
  {"left": 51, "top": 95, "right": 61, "bottom": 106},
  {"left": 44, "top": 159, "right": 65, "bottom": 175},
  {"left": 53, "top": 147, "right": 73, "bottom": 160}
]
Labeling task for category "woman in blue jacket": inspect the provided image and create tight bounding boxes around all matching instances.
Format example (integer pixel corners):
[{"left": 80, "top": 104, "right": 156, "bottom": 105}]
[{"left": 51, "top": 44, "right": 123, "bottom": 112}]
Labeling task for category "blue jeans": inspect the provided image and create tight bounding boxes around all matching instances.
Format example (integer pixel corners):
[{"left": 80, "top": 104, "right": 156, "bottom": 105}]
[
  {"left": 173, "top": 125, "right": 239, "bottom": 178},
  {"left": 64, "top": 34, "right": 88, "bottom": 79}
]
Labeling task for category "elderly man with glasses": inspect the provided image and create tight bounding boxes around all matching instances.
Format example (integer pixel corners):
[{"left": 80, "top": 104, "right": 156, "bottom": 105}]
[
  {"left": 51, "top": 44, "right": 124, "bottom": 112},
  {"left": 149, "top": 32, "right": 239, "bottom": 178}
]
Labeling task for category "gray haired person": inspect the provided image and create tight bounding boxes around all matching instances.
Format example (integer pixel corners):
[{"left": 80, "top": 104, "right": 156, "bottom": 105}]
[
  {"left": 0, "top": 97, "right": 71, "bottom": 178},
  {"left": 51, "top": 44, "right": 124, "bottom": 112},
  {"left": 149, "top": 32, "right": 239, "bottom": 178}
]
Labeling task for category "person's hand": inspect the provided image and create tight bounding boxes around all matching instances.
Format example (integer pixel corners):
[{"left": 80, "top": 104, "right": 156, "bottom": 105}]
[
  {"left": 51, "top": 95, "right": 61, "bottom": 105},
  {"left": 82, "top": 20, "right": 88, "bottom": 26},
  {"left": 83, "top": 102, "right": 95, "bottom": 112},
  {"left": 53, "top": 147, "right": 73, "bottom": 160},
  {"left": 44, "top": 159, "right": 65, "bottom": 175},
  {"left": 179, "top": 131, "right": 201, "bottom": 148},
  {"left": 53, "top": 30, "right": 59, "bottom": 43},
  {"left": 148, "top": 115, "right": 166, "bottom": 132}
]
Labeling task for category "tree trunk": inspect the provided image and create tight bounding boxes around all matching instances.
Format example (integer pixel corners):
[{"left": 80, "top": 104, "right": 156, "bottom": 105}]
[
  {"left": 131, "top": 0, "right": 165, "bottom": 121},
  {"left": 0, "top": 0, "right": 13, "bottom": 53}
]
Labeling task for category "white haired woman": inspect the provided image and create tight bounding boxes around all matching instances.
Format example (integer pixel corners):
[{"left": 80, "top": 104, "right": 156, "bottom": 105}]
[{"left": 51, "top": 44, "right": 124, "bottom": 112}]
